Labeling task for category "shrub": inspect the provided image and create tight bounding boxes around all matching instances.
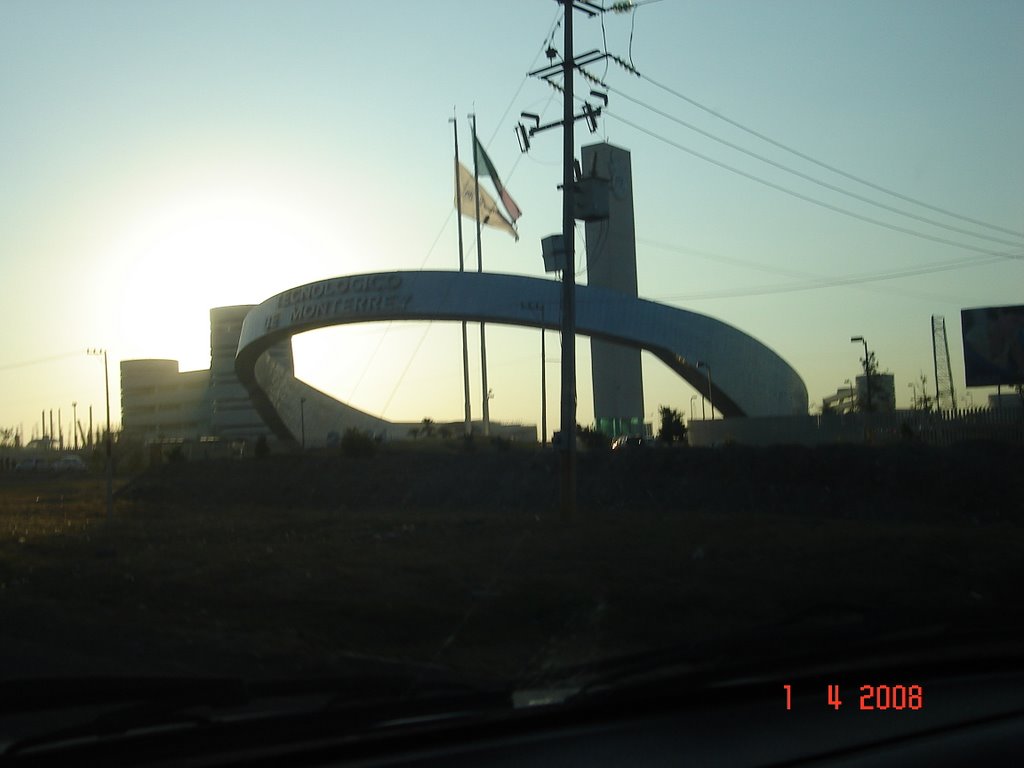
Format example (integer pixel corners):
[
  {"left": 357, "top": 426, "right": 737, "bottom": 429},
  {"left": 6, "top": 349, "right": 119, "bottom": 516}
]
[
  {"left": 577, "top": 424, "right": 611, "bottom": 452},
  {"left": 341, "top": 428, "right": 376, "bottom": 458}
]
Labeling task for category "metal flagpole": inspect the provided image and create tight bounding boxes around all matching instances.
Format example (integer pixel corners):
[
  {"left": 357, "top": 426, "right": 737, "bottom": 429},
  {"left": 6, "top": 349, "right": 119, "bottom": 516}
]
[
  {"left": 470, "top": 113, "right": 490, "bottom": 437},
  {"left": 451, "top": 113, "right": 473, "bottom": 438}
]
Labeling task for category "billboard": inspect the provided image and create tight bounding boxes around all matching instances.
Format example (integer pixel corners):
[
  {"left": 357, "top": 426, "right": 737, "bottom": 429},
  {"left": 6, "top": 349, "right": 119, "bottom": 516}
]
[{"left": 961, "top": 305, "right": 1024, "bottom": 387}]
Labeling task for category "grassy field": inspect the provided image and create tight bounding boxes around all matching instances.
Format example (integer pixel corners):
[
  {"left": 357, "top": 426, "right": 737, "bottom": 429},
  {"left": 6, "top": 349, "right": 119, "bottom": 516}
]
[{"left": 1, "top": 442, "right": 1022, "bottom": 683}]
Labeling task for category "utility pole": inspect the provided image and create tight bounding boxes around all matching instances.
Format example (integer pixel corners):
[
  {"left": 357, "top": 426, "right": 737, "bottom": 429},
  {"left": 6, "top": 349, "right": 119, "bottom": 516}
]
[
  {"left": 519, "top": 0, "right": 611, "bottom": 521},
  {"left": 560, "top": 0, "right": 577, "bottom": 520},
  {"left": 88, "top": 348, "right": 113, "bottom": 518}
]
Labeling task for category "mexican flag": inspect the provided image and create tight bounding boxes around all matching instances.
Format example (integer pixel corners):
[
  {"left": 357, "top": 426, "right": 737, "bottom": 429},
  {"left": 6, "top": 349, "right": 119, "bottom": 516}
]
[
  {"left": 474, "top": 135, "right": 522, "bottom": 223},
  {"left": 455, "top": 161, "right": 518, "bottom": 241}
]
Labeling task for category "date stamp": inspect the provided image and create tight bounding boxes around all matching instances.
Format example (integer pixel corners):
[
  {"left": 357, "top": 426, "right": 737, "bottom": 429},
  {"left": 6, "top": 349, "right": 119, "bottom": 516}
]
[{"left": 784, "top": 684, "right": 923, "bottom": 710}]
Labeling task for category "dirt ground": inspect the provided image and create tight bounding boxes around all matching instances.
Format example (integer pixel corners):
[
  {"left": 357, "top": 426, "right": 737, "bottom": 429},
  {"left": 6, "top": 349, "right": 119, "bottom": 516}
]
[{"left": 1, "top": 441, "right": 1022, "bottom": 683}]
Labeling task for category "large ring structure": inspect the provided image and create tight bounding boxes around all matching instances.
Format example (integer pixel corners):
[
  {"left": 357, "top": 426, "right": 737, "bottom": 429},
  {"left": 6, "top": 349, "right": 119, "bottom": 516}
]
[{"left": 236, "top": 270, "right": 807, "bottom": 443}]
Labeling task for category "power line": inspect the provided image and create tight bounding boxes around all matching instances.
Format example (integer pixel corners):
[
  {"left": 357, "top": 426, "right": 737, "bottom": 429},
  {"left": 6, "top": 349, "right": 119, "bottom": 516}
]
[
  {"left": 0, "top": 351, "right": 83, "bottom": 372},
  {"left": 638, "top": 237, "right": 1017, "bottom": 301},
  {"left": 371, "top": 11, "right": 565, "bottom": 419},
  {"left": 600, "top": 81, "right": 1024, "bottom": 248},
  {"left": 638, "top": 72, "right": 1024, "bottom": 240},
  {"left": 597, "top": 104, "right": 1024, "bottom": 261}
]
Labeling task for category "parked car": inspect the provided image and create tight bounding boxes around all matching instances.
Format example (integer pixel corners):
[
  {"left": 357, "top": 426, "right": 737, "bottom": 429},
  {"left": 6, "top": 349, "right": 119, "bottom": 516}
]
[
  {"left": 52, "top": 455, "right": 87, "bottom": 472},
  {"left": 14, "top": 458, "right": 49, "bottom": 472},
  {"left": 611, "top": 435, "right": 653, "bottom": 450}
]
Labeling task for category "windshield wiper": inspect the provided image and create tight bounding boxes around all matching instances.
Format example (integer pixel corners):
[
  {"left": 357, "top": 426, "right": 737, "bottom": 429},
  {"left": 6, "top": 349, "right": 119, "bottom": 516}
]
[
  {"left": 518, "top": 623, "right": 1024, "bottom": 708},
  {"left": 0, "top": 672, "right": 510, "bottom": 760}
]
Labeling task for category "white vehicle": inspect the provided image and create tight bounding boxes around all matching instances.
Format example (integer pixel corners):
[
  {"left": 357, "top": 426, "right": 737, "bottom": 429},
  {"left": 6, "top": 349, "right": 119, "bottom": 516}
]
[{"left": 52, "top": 455, "right": 87, "bottom": 472}]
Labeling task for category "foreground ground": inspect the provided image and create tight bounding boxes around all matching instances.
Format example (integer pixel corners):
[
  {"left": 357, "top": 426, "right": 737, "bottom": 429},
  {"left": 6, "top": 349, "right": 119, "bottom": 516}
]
[{"left": 1, "top": 441, "right": 1022, "bottom": 683}]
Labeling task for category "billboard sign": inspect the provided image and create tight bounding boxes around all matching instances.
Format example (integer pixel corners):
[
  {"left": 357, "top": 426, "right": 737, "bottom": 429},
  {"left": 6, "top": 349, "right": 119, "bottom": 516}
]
[{"left": 961, "top": 305, "right": 1024, "bottom": 387}]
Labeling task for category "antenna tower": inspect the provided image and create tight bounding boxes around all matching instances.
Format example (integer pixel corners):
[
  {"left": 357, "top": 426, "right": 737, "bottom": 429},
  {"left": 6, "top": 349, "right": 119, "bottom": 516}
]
[{"left": 931, "top": 315, "right": 957, "bottom": 411}]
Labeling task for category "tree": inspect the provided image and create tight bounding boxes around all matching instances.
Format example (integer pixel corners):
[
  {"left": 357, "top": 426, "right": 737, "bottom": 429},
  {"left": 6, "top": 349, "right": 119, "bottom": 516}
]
[
  {"left": 577, "top": 424, "right": 610, "bottom": 452},
  {"left": 855, "top": 351, "right": 881, "bottom": 413},
  {"left": 657, "top": 406, "right": 687, "bottom": 444},
  {"left": 419, "top": 418, "right": 436, "bottom": 439},
  {"left": 915, "top": 373, "right": 935, "bottom": 412},
  {"left": 254, "top": 434, "right": 269, "bottom": 459},
  {"left": 341, "top": 427, "right": 376, "bottom": 458}
]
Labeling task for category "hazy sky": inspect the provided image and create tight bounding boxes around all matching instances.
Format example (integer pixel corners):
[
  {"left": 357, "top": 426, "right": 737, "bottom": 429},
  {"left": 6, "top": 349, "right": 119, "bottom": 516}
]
[{"left": 2, "top": 0, "right": 1022, "bottom": 440}]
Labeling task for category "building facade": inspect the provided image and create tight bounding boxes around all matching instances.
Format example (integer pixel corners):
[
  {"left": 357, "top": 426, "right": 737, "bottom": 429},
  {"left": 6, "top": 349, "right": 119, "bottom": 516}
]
[{"left": 121, "top": 306, "right": 285, "bottom": 445}]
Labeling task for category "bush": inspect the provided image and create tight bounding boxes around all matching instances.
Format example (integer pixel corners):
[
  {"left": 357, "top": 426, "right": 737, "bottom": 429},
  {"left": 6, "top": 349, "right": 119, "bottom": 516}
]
[
  {"left": 254, "top": 435, "right": 269, "bottom": 459},
  {"left": 341, "top": 428, "right": 376, "bottom": 458},
  {"left": 577, "top": 424, "right": 611, "bottom": 452}
]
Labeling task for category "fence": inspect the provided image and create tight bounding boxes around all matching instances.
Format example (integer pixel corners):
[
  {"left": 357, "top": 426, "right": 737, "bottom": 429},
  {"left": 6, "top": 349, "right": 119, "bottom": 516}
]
[{"left": 688, "top": 407, "right": 1024, "bottom": 447}]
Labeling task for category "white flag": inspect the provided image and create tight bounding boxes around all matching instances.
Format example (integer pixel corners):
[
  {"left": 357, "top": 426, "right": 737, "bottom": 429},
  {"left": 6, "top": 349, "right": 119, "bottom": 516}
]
[{"left": 455, "top": 161, "right": 518, "bottom": 241}]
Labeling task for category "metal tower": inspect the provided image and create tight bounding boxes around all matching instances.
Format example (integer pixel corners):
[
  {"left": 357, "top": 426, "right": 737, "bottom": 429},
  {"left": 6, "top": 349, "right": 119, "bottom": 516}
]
[{"left": 932, "top": 315, "right": 957, "bottom": 411}]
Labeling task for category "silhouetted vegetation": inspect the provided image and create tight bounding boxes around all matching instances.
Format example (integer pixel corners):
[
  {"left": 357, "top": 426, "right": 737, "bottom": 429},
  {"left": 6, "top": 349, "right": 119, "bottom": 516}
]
[
  {"left": 254, "top": 434, "right": 269, "bottom": 459},
  {"left": 657, "top": 406, "right": 687, "bottom": 444},
  {"left": 577, "top": 424, "right": 611, "bottom": 452},
  {"left": 340, "top": 428, "right": 376, "bottom": 458}
]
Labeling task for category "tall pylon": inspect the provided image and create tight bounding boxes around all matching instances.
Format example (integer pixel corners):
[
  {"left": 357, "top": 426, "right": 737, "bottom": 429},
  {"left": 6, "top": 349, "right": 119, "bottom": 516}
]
[{"left": 932, "top": 315, "right": 957, "bottom": 411}]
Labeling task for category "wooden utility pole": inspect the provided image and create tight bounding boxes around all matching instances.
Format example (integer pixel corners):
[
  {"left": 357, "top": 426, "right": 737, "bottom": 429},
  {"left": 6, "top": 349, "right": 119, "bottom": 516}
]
[{"left": 560, "top": 0, "right": 577, "bottom": 521}]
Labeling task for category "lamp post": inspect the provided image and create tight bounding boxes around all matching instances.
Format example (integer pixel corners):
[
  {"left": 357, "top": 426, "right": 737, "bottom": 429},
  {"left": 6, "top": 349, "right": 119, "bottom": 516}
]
[
  {"left": 72, "top": 401, "right": 78, "bottom": 451},
  {"left": 697, "top": 361, "right": 714, "bottom": 420},
  {"left": 87, "top": 348, "right": 112, "bottom": 518},
  {"left": 850, "top": 336, "right": 871, "bottom": 412},
  {"left": 299, "top": 397, "right": 306, "bottom": 450},
  {"left": 690, "top": 394, "right": 698, "bottom": 423}
]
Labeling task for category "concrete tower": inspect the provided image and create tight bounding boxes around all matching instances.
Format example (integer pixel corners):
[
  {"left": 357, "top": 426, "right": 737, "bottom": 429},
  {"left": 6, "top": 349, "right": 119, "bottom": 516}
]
[{"left": 582, "top": 142, "right": 645, "bottom": 437}]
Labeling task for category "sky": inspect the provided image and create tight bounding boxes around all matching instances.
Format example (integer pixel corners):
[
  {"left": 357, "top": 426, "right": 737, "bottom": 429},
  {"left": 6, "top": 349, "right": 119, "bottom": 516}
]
[{"left": 1, "top": 0, "right": 1022, "bottom": 442}]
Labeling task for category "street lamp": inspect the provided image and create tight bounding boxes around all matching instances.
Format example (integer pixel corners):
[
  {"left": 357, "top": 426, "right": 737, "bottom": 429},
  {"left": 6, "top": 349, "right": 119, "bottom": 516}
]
[
  {"left": 72, "top": 401, "right": 78, "bottom": 451},
  {"left": 850, "top": 336, "right": 871, "bottom": 412},
  {"left": 689, "top": 394, "right": 698, "bottom": 422},
  {"left": 87, "top": 348, "right": 113, "bottom": 518},
  {"left": 300, "top": 397, "right": 306, "bottom": 449},
  {"left": 697, "top": 361, "right": 714, "bottom": 420}
]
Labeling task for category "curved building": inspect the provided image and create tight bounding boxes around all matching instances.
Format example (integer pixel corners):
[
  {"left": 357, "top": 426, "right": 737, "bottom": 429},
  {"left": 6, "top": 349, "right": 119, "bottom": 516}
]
[{"left": 235, "top": 270, "right": 808, "bottom": 447}]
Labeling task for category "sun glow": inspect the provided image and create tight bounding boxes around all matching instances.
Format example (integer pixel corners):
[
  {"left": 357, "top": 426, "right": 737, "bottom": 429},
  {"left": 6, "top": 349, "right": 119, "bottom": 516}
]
[{"left": 114, "top": 190, "right": 341, "bottom": 372}]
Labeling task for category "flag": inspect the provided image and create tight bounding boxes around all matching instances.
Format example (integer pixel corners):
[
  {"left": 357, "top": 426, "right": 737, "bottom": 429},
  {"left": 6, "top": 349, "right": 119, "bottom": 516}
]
[
  {"left": 455, "top": 161, "right": 518, "bottom": 241},
  {"left": 474, "top": 135, "right": 522, "bottom": 222}
]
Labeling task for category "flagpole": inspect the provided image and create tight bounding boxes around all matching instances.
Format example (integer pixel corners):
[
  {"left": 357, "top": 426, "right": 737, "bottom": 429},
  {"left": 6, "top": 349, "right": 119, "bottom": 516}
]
[
  {"left": 451, "top": 113, "right": 472, "bottom": 439},
  {"left": 470, "top": 113, "right": 491, "bottom": 437}
]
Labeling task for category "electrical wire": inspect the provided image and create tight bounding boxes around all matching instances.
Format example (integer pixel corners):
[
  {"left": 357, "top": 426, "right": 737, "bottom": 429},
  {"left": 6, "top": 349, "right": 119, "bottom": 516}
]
[
  {"left": 639, "top": 237, "right": 1019, "bottom": 301},
  {"left": 596, "top": 103, "right": 1023, "bottom": 262},
  {"left": 637, "top": 72, "right": 1024, "bottom": 240},
  {"left": 0, "top": 351, "right": 84, "bottom": 373},
  {"left": 376, "top": 9, "right": 564, "bottom": 420},
  {"left": 600, "top": 81, "right": 1024, "bottom": 248}
]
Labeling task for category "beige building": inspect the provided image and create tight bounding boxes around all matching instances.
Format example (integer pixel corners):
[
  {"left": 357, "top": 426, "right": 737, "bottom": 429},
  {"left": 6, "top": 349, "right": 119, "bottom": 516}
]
[
  {"left": 122, "top": 305, "right": 536, "bottom": 449},
  {"left": 121, "top": 306, "right": 282, "bottom": 445}
]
